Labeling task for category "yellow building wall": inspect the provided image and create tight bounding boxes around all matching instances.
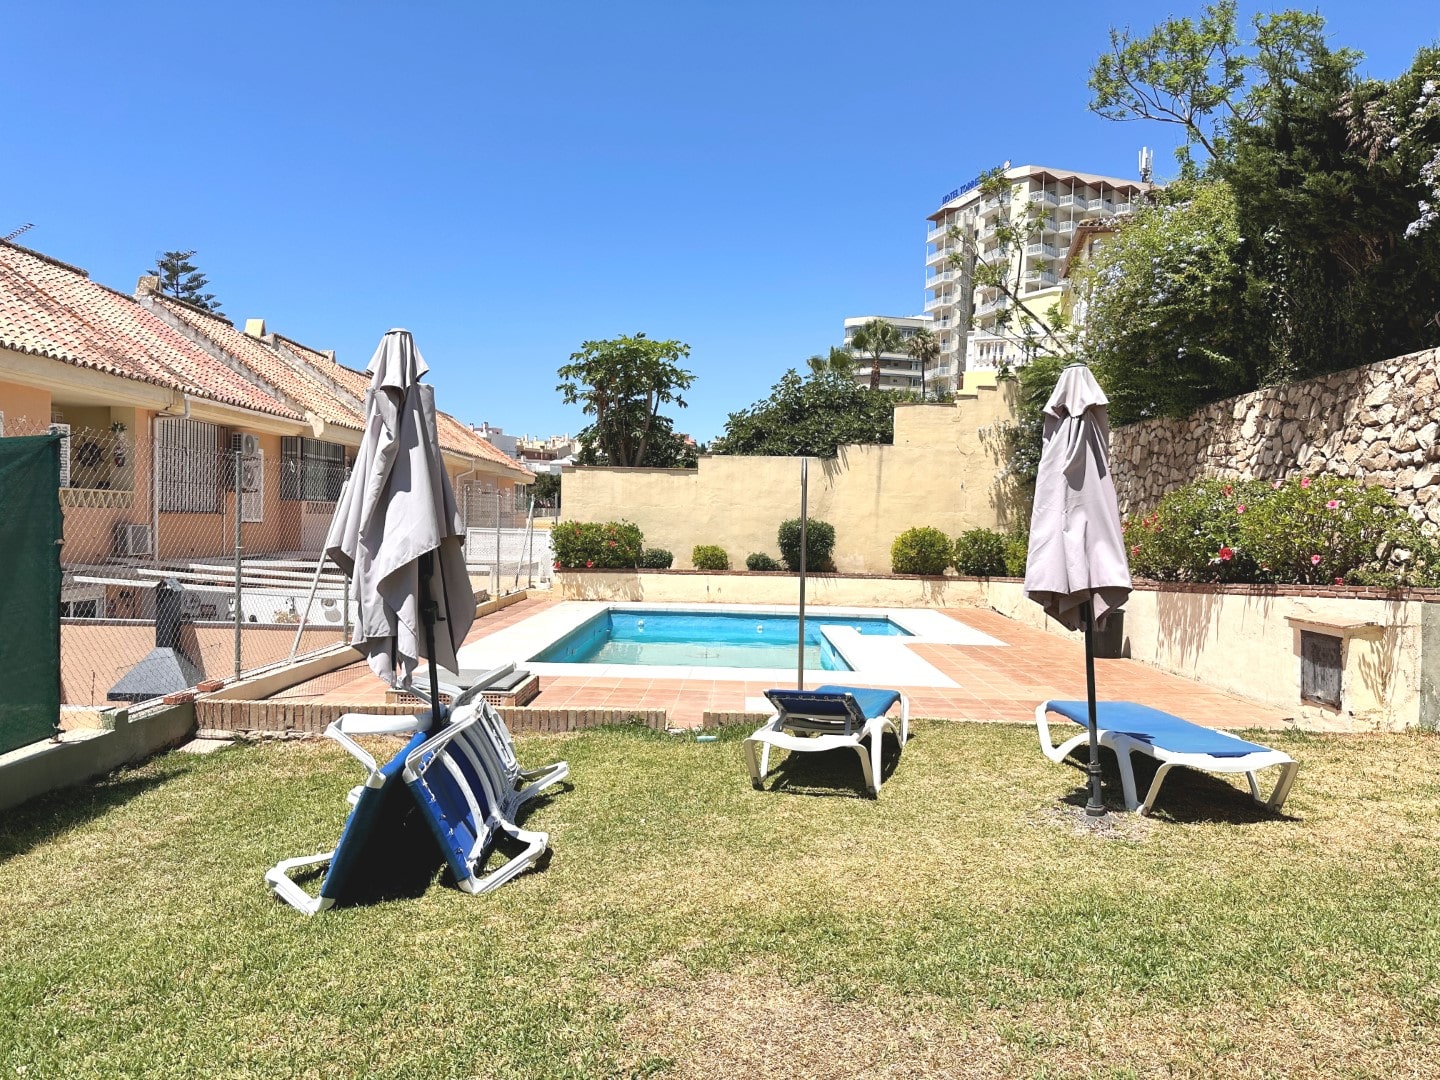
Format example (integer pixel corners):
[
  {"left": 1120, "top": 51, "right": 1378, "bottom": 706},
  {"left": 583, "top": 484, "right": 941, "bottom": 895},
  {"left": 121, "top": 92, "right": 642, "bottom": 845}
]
[{"left": 562, "top": 385, "right": 1024, "bottom": 573}]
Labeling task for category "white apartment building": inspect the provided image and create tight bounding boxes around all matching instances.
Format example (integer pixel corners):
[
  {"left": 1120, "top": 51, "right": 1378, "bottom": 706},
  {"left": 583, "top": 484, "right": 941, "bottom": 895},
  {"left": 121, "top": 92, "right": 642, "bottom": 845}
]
[
  {"left": 925, "top": 164, "right": 1150, "bottom": 385},
  {"left": 841, "top": 314, "right": 934, "bottom": 393}
]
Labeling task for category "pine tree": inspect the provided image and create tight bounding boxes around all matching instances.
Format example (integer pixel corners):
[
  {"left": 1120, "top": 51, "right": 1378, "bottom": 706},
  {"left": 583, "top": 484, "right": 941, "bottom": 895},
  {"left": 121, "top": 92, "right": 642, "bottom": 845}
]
[{"left": 148, "top": 250, "right": 226, "bottom": 316}]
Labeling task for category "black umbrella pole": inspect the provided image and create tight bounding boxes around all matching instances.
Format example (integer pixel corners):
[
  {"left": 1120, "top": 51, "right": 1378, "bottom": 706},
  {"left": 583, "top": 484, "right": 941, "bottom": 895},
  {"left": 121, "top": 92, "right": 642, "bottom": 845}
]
[
  {"left": 420, "top": 551, "right": 444, "bottom": 731},
  {"left": 1082, "top": 601, "right": 1105, "bottom": 816}
]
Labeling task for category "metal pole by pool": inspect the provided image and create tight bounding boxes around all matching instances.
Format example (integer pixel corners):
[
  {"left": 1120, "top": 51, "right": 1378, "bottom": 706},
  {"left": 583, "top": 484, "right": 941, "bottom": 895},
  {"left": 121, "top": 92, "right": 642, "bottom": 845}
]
[
  {"left": 1082, "top": 600, "right": 1105, "bottom": 816},
  {"left": 797, "top": 458, "right": 808, "bottom": 691}
]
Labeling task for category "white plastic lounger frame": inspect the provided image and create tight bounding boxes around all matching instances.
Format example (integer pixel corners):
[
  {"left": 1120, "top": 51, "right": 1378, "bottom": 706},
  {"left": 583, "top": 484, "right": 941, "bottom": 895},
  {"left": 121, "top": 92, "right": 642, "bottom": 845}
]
[
  {"left": 401, "top": 709, "right": 550, "bottom": 894},
  {"left": 1035, "top": 700, "right": 1299, "bottom": 815},
  {"left": 745, "top": 686, "right": 909, "bottom": 797}
]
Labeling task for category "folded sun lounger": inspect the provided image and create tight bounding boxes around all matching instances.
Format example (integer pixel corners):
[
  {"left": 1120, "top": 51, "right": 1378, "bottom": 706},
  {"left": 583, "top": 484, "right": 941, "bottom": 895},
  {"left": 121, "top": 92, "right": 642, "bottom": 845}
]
[
  {"left": 1035, "top": 700, "right": 1299, "bottom": 815},
  {"left": 745, "top": 684, "right": 909, "bottom": 797}
]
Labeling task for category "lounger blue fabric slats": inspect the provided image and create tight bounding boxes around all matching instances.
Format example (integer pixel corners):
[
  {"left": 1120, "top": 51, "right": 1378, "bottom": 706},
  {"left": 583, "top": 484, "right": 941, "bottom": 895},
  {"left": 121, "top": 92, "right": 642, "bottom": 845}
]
[
  {"left": 1036, "top": 699, "right": 1299, "bottom": 815},
  {"left": 265, "top": 730, "right": 435, "bottom": 915},
  {"left": 1045, "top": 701, "right": 1272, "bottom": 757},
  {"left": 746, "top": 684, "right": 910, "bottom": 797},
  {"left": 401, "top": 707, "right": 552, "bottom": 894}
]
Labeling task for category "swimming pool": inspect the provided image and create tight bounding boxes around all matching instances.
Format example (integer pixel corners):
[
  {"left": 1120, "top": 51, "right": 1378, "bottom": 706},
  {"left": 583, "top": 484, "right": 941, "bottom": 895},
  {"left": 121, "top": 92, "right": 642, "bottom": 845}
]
[{"left": 532, "top": 609, "right": 912, "bottom": 671}]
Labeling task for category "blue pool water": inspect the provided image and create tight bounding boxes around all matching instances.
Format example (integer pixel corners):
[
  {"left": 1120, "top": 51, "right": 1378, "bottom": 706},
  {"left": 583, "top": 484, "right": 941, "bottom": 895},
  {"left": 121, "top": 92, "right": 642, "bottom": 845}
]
[{"left": 532, "top": 609, "right": 911, "bottom": 670}]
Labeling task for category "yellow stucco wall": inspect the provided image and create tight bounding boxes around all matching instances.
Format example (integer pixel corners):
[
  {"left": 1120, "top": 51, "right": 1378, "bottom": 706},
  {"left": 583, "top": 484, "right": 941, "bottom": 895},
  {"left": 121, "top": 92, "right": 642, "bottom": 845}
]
[
  {"left": 562, "top": 385, "right": 1025, "bottom": 574},
  {"left": 0, "top": 378, "right": 53, "bottom": 430}
]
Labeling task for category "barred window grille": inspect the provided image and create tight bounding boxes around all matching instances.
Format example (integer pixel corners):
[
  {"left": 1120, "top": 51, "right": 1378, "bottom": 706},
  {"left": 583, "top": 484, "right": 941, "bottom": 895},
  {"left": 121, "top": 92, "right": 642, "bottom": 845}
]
[
  {"left": 280, "top": 437, "right": 346, "bottom": 502},
  {"left": 157, "top": 418, "right": 221, "bottom": 513}
]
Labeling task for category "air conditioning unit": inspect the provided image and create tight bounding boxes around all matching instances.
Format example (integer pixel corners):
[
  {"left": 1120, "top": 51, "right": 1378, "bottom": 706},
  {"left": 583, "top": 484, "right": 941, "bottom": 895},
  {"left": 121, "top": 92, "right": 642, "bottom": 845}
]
[
  {"left": 114, "top": 523, "right": 152, "bottom": 557},
  {"left": 230, "top": 432, "right": 261, "bottom": 456}
]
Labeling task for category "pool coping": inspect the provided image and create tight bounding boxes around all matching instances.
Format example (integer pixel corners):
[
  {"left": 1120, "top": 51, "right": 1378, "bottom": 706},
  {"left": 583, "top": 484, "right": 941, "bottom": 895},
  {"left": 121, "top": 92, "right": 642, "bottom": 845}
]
[{"left": 453, "top": 601, "right": 1007, "bottom": 689}]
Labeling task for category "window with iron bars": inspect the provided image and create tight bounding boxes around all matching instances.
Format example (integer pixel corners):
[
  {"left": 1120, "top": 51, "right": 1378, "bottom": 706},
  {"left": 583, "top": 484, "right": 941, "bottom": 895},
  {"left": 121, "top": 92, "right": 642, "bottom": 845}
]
[
  {"left": 279, "top": 437, "right": 346, "bottom": 501},
  {"left": 157, "top": 417, "right": 222, "bottom": 513}
]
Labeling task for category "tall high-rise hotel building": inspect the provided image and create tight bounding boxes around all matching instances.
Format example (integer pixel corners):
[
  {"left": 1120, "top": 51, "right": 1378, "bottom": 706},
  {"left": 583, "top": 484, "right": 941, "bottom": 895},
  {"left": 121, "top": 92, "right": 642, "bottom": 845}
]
[{"left": 924, "top": 165, "right": 1150, "bottom": 386}]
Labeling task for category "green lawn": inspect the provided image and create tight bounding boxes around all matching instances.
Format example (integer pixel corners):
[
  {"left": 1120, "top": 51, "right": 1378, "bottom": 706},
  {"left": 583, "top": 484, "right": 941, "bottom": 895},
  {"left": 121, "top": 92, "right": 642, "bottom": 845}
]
[{"left": 1, "top": 721, "right": 1438, "bottom": 1079}]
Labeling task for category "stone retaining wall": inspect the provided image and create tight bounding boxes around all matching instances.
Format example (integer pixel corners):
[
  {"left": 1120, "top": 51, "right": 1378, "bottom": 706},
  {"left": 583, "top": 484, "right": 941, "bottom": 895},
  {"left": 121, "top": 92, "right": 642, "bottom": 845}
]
[{"left": 1110, "top": 347, "right": 1440, "bottom": 524}]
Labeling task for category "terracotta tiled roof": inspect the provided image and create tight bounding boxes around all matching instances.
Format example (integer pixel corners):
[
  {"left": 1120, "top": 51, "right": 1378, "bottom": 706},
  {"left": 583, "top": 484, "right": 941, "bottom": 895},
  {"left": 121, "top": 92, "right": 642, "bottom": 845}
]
[
  {"left": 273, "top": 332, "right": 531, "bottom": 477},
  {"left": 0, "top": 242, "right": 302, "bottom": 420},
  {"left": 151, "top": 297, "right": 366, "bottom": 433}
]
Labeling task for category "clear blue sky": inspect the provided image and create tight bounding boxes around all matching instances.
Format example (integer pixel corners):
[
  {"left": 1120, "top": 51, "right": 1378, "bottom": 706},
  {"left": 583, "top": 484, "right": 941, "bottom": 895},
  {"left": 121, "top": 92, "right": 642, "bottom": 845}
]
[{"left": 2, "top": 1, "right": 1433, "bottom": 442}]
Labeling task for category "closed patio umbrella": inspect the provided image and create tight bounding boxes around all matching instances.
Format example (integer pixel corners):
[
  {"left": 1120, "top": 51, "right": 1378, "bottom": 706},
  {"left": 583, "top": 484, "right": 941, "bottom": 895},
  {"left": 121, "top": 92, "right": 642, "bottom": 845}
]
[
  {"left": 1024, "top": 362, "right": 1132, "bottom": 815},
  {"left": 325, "top": 329, "right": 474, "bottom": 728}
]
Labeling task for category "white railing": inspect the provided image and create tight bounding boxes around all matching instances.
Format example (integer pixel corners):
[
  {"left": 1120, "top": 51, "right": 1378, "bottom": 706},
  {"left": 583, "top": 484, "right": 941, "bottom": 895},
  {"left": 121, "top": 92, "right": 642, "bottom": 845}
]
[
  {"left": 1026, "top": 242, "right": 1060, "bottom": 258},
  {"left": 926, "top": 224, "right": 947, "bottom": 244},
  {"left": 1056, "top": 220, "right": 1076, "bottom": 234},
  {"left": 1028, "top": 191, "right": 1060, "bottom": 207}
]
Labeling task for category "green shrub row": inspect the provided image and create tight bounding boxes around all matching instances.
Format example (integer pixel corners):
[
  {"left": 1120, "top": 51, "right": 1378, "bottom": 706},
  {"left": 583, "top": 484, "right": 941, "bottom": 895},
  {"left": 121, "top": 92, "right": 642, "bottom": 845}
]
[
  {"left": 691, "top": 545, "right": 730, "bottom": 571},
  {"left": 640, "top": 547, "right": 673, "bottom": 569},
  {"left": 888, "top": 526, "right": 1028, "bottom": 577},
  {"left": 1124, "top": 475, "right": 1440, "bottom": 587}
]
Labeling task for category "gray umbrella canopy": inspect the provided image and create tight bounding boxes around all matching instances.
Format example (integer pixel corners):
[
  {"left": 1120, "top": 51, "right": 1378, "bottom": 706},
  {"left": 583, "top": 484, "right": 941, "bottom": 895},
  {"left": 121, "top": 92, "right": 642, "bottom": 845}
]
[
  {"left": 1024, "top": 364, "right": 1132, "bottom": 630},
  {"left": 324, "top": 329, "right": 475, "bottom": 688}
]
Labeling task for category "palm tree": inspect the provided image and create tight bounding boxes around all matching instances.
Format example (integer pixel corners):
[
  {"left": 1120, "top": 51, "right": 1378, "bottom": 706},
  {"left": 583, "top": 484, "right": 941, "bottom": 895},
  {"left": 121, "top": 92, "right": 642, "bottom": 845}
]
[
  {"left": 904, "top": 327, "right": 940, "bottom": 401},
  {"left": 850, "top": 318, "right": 903, "bottom": 391},
  {"left": 806, "top": 346, "right": 856, "bottom": 379}
]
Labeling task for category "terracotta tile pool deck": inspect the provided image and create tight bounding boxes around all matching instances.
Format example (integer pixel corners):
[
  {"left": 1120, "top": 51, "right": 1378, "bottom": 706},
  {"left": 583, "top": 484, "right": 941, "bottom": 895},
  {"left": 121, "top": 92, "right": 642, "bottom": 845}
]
[{"left": 273, "top": 596, "right": 1293, "bottom": 731}]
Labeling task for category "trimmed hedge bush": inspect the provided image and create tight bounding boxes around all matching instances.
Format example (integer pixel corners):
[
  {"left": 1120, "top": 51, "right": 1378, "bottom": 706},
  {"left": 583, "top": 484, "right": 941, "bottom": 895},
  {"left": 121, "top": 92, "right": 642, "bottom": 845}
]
[
  {"left": 778, "top": 518, "right": 836, "bottom": 572},
  {"left": 746, "top": 552, "right": 781, "bottom": 571},
  {"left": 890, "top": 527, "right": 953, "bottom": 575},
  {"left": 551, "top": 520, "right": 643, "bottom": 569},
  {"left": 1003, "top": 525, "right": 1029, "bottom": 577},
  {"left": 691, "top": 545, "right": 730, "bottom": 571},
  {"left": 1124, "top": 474, "right": 1440, "bottom": 586},
  {"left": 953, "top": 528, "right": 1008, "bottom": 577},
  {"left": 640, "top": 547, "right": 673, "bottom": 569}
]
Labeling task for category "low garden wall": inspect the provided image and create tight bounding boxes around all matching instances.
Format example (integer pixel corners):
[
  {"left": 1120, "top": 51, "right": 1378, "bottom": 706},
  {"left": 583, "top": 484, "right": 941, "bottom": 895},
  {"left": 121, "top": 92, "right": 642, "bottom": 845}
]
[{"left": 557, "top": 570, "right": 1440, "bottom": 733}]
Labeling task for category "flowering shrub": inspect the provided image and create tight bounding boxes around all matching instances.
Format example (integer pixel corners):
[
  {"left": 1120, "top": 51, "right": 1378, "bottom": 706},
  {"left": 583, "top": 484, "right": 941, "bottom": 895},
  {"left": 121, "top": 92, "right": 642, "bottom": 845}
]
[
  {"left": 691, "top": 545, "right": 730, "bottom": 571},
  {"left": 639, "top": 547, "right": 673, "bottom": 569},
  {"left": 890, "top": 527, "right": 953, "bottom": 576},
  {"left": 952, "top": 528, "right": 1009, "bottom": 577},
  {"left": 1124, "top": 479, "right": 1267, "bottom": 583},
  {"left": 551, "top": 520, "right": 644, "bottom": 569},
  {"left": 1125, "top": 475, "right": 1439, "bottom": 586}
]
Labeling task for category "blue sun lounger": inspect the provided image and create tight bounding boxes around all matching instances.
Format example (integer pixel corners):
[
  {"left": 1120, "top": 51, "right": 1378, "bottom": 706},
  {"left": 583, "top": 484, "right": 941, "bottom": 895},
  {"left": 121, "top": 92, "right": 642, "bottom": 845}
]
[
  {"left": 1036, "top": 700, "right": 1299, "bottom": 815},
  {"left": 745, "top": 684, "right": 909, "bottom": 796},
  {"left": 266, "top": 689, "right": 555, "bottom": 914},
  {"left": 265, "top": 728, "right": 433, "bottom": 915}
]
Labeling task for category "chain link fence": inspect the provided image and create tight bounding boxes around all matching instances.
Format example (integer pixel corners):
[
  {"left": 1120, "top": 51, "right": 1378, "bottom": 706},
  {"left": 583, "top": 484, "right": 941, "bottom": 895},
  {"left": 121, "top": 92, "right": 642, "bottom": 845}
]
[{"left": 1, "top": 415, "right": 550, "bottom": 717}]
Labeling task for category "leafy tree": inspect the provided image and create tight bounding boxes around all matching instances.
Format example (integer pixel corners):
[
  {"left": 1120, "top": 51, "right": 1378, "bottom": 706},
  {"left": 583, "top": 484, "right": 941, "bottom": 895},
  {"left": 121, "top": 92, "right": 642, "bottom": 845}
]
[
  {"left": 806, "top": 346, "right": 856, "bottom": 379},
  {"left": 147, "top": 250, "right": 226, "bottom": 315},
  {"left": 709, "top": 368, "right": 906, "bottom": 457},
  {"left": 530, "top": 472, "right": 561, "bottom": 507},
  {"left": 849, "top": 318, "right": 903, "bottom": 391},
  {"left": 904, "top": 327, "right": 940, "bottom": 400},
  {"left": 1074, "top": 181, "right": 1254, "bottom": 423},
  {"left": 1088, "top": 0, "right": 1347, "bottom": 173},
  {"left": 556, "top": 334, "right": 695, "bottom": 467}
]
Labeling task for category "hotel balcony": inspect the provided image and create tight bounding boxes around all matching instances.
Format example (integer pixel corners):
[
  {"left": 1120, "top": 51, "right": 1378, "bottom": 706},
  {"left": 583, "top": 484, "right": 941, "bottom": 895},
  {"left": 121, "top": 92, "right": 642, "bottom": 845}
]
[
  {"left": 924, "top": 294, "right": 951, "bottom": 313},
  {"left": 1025, "top": 242, "right": 1060, "bottom": 259},
  {"left": 926, "top": 223, "right": 948, "bottom": 244},
  {"left": 926, "top": 269, "right": 956, "bottom": 291},
  {"left": 1028, "top": 191, "right": 1060, "bottom": 208}
]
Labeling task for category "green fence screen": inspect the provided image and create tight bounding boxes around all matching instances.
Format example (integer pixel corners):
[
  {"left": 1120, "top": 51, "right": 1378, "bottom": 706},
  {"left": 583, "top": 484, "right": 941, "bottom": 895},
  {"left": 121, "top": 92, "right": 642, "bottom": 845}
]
[{"left": 0, "top": 434, "right": 62, "bottom": 755}]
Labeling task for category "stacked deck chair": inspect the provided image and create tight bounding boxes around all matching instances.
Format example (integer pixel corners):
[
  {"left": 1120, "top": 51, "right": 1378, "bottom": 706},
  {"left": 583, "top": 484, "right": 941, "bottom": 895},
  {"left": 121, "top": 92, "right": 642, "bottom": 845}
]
[
  {"left": 745, "top": 684, "right": 909, "bottom": 797},
  {"left": 265, "top": 668, "right": 568, "bottom": 914}
]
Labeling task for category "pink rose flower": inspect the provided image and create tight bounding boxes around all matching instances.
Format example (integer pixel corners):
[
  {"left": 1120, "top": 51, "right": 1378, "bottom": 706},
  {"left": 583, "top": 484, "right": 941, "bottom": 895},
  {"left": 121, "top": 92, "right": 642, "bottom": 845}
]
[
  {"left": 1300, "top": 477, "right": 1312, "bottom": 488},
  {"left": 1311, "top": 554, "right": 1322, "bottom": 565},
  {"left": 1236, "top": 504, "right": 1246, "bottom": 514},
  {"left": 1326, "top": 500, "right": 1340, "bottom": 509},
  {"left": 1219, "top": 546, "right": 1234, "bottom": 562},
  {"left": 586, "top": 559, "right": 594, "bottom": 568}
]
